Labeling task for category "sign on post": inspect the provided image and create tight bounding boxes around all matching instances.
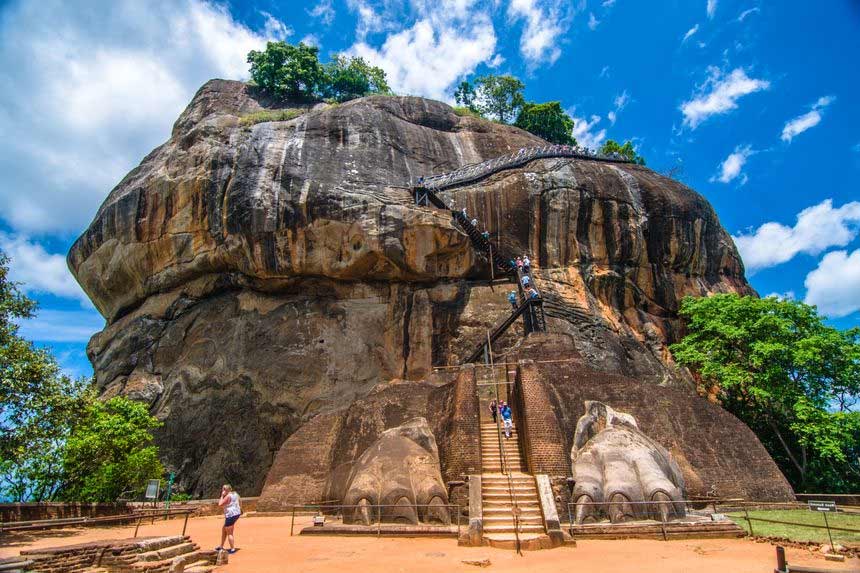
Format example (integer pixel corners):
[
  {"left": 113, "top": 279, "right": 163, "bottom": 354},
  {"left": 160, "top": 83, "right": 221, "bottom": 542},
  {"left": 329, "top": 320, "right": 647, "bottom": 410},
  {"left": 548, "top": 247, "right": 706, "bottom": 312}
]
[
  {"left": 144, "top": 479, "right": 161, "bottom": 501},
  {"left": 808, "top": 500, "right": 837, "bottom": 512}
]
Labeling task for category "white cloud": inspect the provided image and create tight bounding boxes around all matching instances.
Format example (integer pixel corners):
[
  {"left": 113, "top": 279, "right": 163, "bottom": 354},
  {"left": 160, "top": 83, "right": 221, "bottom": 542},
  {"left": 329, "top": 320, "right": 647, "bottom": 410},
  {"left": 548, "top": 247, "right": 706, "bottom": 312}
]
[
  {"left": 706, "top": 0, "right": 717, "bottom": 18},
  {"left": 804, "top": 249, "right": 860, "bottom": 318},
  {"left": 301, "top": 34, "right": 321, "bottom": 47},
  {"left": 507, "top": 0, "right": 571, "bottom": 66},
  {"left": 487, "top": 53, "right": 506, "bottom": 68},
  {"left": 765, "top": 291, "right": 795, "bottom": 301},
  {"left": 571, "top": 113, "right": 607, "bottom": 150},
  {"left": 607, "top": 111, "right": 617, "bottom": 125},
  {"left": 614, "top": 90, "right": 629, "bottom": 111},
  {"left": 737, "top": 7, "right": 760, "bottom": 21},
  {"left": 350, "top": 12, "right": 496, "bottom": 100},
  {"left": 347, "top": 0, "right": 389, "bottom": 40},
  {"left": 599, "top": 65, "right": 610, "bottom": 78},
  {"left": 680, "top": 67, "right": 770, "bottom": 129},
  {"left": 16, "top": 309, "right": 104, "bottom": 343},
  {"left": 602, "top": 0, "right": 616, "bottom": 6},
  {"left": 711, "top": 144, "right": 753, "bottom": 184},
  {"left": 261, "top": 11, "right": 292, "bottom": 40},
  {"left": 682, "top": 24, "right": 699, "bottom": 43},
  {"left": 733, "top": 199, "right": 860, "bottom": 272},
  {"left": 0, "top": 233, "right": 91, "bottom": 305},
  {"left": 309, "top": 0, "right": 336, "bottom": 25},
  {"left": 0, "top": 0, "right": 286, "bottom": 235},
  {"left": 780, "top": 96, "right": 835, "bottom": 143},
  {"left": 588, "top": 13, "right": 600, "bottom": 30}
]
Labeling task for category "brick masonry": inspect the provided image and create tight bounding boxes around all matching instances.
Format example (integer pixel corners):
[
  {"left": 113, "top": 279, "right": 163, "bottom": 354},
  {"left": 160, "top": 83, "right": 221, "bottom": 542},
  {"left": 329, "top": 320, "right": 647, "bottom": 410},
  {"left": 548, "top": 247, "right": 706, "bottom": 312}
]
[
  {"left": 512, "top": 334, "right": 795, "bottom": 503},
  {"left": 257, "top": 369, "right": 481, "bottom": 511}
]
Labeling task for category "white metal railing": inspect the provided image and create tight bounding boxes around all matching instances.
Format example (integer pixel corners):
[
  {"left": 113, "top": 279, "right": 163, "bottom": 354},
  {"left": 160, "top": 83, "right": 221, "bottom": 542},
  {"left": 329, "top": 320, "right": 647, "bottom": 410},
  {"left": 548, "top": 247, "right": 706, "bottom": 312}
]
[{"left": 416, "top": 145, "right": 631, "bottom": 191}]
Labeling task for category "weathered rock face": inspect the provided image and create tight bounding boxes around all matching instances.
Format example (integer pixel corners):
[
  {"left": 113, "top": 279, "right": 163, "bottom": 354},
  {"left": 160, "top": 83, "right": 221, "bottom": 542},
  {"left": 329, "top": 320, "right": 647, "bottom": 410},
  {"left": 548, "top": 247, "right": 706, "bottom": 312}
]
[{"left": 69, "top": 80, "right": 754, "bottom": 496}]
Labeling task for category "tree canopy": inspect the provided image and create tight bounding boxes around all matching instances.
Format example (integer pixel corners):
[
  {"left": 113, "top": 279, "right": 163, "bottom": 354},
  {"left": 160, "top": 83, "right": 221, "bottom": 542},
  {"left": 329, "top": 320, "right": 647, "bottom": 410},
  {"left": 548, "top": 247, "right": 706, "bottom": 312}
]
[
  {"left": 0, "top": 250, "right": 163, "bottom": 502},
  {"left": 455, "top": 74, "right": 525, "bottom": 124},
  {"left": 248, "top": 42, "right": 390, "bottom": 103},
  {"left": 598, "top": 139, "right": 646, "bottom": 164},
  {"left": 514, "top": 101, "right": 576, "bottom": 145},
  {"left": 670, "top": 294, "right": 860, "bottom": 492}
]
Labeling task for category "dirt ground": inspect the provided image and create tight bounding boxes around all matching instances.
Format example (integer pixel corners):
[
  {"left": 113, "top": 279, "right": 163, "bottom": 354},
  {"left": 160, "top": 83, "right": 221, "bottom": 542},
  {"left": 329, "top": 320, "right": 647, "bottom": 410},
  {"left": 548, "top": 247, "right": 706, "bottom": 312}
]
[{"left": 2, "top": 514, "right": 858, "bottom": 573}]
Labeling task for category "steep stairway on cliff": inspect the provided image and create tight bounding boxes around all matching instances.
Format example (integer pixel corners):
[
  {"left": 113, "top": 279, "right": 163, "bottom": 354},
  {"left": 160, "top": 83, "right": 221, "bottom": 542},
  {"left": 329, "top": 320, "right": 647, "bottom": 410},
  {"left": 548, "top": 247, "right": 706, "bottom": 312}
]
[{"left": 480, "top": 419, "right": 549, "bottom": 549}]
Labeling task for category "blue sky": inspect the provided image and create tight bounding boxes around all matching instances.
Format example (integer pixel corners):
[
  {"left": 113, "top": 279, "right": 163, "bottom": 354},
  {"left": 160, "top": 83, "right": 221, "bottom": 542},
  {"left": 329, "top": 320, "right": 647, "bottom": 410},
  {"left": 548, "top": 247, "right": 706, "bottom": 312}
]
[{"left": 0, "top": 0, "right": 858, "bottom": 379}]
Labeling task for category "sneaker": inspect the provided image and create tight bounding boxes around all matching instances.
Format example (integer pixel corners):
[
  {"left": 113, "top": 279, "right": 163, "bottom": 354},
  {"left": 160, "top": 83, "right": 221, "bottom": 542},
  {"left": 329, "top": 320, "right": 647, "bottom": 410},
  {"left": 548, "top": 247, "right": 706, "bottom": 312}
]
[
  {"left": 215, "top": 547, "right": 223, "bottom": 551},
  {"left": 227, "top": 549, "right": 238, "bottom": 554}
]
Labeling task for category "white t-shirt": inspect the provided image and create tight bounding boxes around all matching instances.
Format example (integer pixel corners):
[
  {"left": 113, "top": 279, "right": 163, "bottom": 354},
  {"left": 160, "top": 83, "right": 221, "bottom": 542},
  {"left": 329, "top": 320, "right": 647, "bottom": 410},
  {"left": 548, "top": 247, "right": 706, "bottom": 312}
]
[{"left": 224, "top": 492, "right": 241, "bottom": 518}]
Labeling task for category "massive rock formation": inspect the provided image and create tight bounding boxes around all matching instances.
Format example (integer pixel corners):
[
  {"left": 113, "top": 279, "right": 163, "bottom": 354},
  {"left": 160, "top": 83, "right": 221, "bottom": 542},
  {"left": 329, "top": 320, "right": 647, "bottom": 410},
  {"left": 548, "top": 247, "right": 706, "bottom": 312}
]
[{"left": 69, "top": 79, "right": 765, "bottom": 497}]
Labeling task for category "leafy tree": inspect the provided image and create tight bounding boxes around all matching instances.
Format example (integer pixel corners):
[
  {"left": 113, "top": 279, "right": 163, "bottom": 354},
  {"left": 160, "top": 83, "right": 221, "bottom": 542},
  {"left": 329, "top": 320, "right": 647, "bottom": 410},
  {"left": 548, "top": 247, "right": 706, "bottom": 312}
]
[
  {"left": 322, "top": 55, "right": 390, "bottom": 102},
  {"left": 0, "top": 250, "right": 86, "bottom": 501},
  {"left": 670, "top": 294, "right": 860, "bottom": 492},
  {"left": 514, "top": 101, "right": 576, "bottom": 145},
  {"left": 599, "top": 139, "right": 646, "bottom": 165},
  {"left": 454, "top": 80, "right": 477, "bottom": 111},
  {"left": 247, "top": 41, "right": 325, "bottom": 100},
  {"left": 472, "top": 74, "right": 525, "bottom": 124},
  {"left": 59, "top": 397, "right": 164, "bottom": 502}
]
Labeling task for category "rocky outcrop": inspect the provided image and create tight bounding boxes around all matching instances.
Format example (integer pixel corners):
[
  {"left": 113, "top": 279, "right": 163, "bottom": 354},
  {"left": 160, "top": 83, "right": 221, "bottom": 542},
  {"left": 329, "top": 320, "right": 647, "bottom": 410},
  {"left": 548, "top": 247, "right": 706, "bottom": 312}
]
[{"left": 69, "top": 80, "right": 754, "bottom": 496}]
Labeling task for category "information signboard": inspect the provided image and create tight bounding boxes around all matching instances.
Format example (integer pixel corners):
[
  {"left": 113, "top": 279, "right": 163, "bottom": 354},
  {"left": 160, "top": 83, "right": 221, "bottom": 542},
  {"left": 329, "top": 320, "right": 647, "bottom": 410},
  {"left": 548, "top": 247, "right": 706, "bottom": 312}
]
[
  {"left": 808, "top": 500, "right": 837, "bottom": 512},
  {"left": 144, "top": 479, "right": 160, "bottom": 501}
]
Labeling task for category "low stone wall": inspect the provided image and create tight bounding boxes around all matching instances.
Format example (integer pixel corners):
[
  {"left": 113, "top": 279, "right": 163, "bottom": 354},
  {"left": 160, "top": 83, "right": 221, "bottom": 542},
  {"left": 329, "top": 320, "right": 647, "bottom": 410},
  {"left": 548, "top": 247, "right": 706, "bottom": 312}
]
[
  {"left": 0, "top": 503, "right": 131, "bottom": 523},
  {"left": 795, "top": 494, "right": 860, "bottom": 507},
  {"left": 129, "top": 497, "right": 259, "bottom": 516}
]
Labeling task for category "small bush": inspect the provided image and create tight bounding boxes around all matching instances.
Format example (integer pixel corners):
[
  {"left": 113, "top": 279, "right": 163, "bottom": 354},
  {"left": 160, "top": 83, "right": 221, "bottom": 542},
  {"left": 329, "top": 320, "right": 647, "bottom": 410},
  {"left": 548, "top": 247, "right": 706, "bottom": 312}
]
[
  {"left": 453, "top": 106, "right": 483, "bottom": 119},
  {"left": 239, "top": 108, "right": 304, "bottom": 126}
]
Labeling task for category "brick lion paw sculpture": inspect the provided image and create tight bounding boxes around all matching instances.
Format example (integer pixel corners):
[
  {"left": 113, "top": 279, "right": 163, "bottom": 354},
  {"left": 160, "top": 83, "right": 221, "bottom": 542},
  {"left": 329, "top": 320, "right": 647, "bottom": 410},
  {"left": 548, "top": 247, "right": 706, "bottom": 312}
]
[
  {"left": 341, "top": 417, "right": 451, "bottom": 525},
  {"left": 570, "top": 401, "right": 686, "bottom": 524}
]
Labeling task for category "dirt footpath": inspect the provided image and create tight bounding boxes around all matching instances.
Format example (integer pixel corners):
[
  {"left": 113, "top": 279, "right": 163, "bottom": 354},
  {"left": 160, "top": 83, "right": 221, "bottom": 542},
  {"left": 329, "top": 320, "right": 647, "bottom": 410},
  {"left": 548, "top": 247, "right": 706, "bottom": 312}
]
[{"left": 2, "top": 515, "right": 857, "bottom": 573}]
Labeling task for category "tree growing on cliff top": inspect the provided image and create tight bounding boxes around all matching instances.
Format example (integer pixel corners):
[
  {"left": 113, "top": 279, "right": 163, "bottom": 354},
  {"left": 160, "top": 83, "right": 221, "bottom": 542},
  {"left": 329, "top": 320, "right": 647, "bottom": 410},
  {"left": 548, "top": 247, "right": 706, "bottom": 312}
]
[
  {"left": 247, "top": 41, "right": 390, "bottom": 103},
  {"left": 599, "top": 139, "right": 646, "bottom": 165},
  {"left": 670, "top": 293, "right": 860, "bottom": 492},
  {"left": 456, "top": 74, "right": 525, "bottom": 124},
  {"left": 514, "top": 101, "right": 576, "bottom": 145}
]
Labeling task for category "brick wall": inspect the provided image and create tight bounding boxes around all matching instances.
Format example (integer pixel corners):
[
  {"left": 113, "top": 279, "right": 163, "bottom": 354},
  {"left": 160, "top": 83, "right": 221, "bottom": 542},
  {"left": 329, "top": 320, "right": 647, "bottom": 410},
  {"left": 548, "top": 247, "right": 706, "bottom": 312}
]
[
  {"left": 0, "top": 503, "right": 132, "bottom": 523},
  {"left": 436, "top": 367, "right": 481, "bottom": 481},
  {"left": 513, "top": 360, "right": 568, "bottom": 476},
  {"left": 510, "top": 333, "right": 794, "bottom": 502}
]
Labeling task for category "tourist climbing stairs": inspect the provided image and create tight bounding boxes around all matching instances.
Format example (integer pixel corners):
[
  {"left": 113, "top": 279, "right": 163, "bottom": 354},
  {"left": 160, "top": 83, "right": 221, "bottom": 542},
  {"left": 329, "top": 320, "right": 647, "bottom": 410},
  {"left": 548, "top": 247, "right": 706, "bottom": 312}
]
[{"left": 480, "top": 413, "right": 547, "bottom": 549}]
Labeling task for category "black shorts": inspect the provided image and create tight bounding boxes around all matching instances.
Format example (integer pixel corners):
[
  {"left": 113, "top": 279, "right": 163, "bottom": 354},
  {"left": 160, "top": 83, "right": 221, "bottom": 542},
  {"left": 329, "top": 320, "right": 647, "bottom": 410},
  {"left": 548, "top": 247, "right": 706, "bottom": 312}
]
[{"left": 225, "top": 514, "right": 240, "bottom": 527}]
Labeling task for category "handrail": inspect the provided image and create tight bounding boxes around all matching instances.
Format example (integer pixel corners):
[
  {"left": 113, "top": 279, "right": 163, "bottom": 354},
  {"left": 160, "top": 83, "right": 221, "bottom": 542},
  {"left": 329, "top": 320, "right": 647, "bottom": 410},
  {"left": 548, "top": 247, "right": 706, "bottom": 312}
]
[
  {"left": 487, "top": 337, "right": 521, "bottom": 554},
  {"left": 417, "top": 144, "right": 632, "bottom": 192},
  {"left": 463, "top": 299, "right": 540, "bottom": 364}
]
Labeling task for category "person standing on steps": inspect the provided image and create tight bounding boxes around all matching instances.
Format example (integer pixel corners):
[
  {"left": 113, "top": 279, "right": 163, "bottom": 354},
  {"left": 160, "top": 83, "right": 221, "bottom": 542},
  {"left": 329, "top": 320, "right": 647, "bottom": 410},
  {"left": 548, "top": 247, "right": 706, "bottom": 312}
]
[
  {"left": 516, "top": 257, "right": 523, "bottom": 271},
  {"left": 489, "top": 399, "right": 498, "bottom": 423},
  {"left": 521, "top": 274, "right": 530, "bottom": 289},
  {"left": 523, "top": 255, "right": 531, "bottom": 274},
  {"left": 216, "top": 484, "right": 241, "bottom": 554},
  {"left": 470, "top": 218, "right": 478, "bottom": 228},
  {"left": 481, "top": 230, "right": 490, "bottom": 241},
  {"left": 501, "top": 402, "right": 513, "bottom": 438},
  {"left": 507, "top": 290, "right": 518, "bottom": 311}
]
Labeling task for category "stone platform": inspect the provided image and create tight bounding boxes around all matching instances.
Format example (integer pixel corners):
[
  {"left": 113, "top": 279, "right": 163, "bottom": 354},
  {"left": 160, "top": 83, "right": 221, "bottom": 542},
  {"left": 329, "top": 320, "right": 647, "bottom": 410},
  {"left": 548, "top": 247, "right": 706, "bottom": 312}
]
[{"left": 567, "top": 517, "right": 745, "bottom": 540}]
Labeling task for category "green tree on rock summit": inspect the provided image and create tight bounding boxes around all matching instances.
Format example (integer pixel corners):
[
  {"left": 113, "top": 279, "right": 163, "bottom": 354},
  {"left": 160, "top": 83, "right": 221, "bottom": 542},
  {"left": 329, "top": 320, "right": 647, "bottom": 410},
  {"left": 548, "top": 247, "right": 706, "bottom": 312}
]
[
  {"left": 456, "top": 74, "right": 525, "bottom": 124},
  {"left": 599, "top": 139, "right": 646, "bottom": 165},
  {"left": 514, "top": 101, "right": 576, "bottom": 145}
]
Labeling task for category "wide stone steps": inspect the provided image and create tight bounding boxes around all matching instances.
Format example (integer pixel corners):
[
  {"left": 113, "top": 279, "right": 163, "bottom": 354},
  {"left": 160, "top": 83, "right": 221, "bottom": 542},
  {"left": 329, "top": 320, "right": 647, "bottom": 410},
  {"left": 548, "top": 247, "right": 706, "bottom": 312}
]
[
  {"left": 135, "top": 542, "right": 197, "bottom": 562},
  {"left": 483, "top": 523, "right": 546, "bottom": 534}
]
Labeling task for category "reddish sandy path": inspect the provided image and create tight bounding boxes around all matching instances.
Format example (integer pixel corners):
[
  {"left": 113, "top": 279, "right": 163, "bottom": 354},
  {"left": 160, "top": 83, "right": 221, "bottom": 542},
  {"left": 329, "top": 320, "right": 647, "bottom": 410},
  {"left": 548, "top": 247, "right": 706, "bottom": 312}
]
[{"left": 2, "top": 515, "right": 857, "bottom": 573}]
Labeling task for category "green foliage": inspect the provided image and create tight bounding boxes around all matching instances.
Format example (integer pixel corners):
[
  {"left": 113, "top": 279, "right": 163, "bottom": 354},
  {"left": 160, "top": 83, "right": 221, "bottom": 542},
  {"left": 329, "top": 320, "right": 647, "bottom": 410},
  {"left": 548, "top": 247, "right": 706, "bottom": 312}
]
[
  {"left": 670, "top": 294, "right": 860, "bottom": 492},
  {"left": 460, "top": 75, "right": 525, "bottom": 124},
  {"left": 0, "top": 250, "right": 87, "bottom": 501},
  {"left": 322, "top": 55, "right": 390, "bottom": 102},
  {"left": 247, "top": 41, "right": 324, "bottom": 101},
  {"left": 169, "top": 492, "right": 193, "bottom": 502},
  {"left": 452, "top": 106, "right": 483, "bottom": 119},
  {"left": 59, "top": 397, "right": 163, "bottom": 502},
  {"left": 247, "top": 42, "right": 390, "bottom": 103},
  {"left": 514, "top": 101, "right": 576, "bottom": 145},
  {"left": 599, "top": 139, "right": 646, "bottom": 164},
  {"left": 454, "top": 80, "right": 477, "bottom": 110},
  {"left": 0, "top": 249, "right": 164, "bottom": 502},
  {"left": 239, "top": 108, "right": 305, "bottom": 126}
]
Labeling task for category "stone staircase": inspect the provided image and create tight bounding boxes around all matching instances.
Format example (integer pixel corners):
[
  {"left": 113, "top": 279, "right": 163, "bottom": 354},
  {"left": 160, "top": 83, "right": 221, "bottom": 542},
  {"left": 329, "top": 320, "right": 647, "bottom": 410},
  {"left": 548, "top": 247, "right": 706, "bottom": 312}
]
[
  {"left": 16, "top": 535, "right": 220, "bottom": 573},
  {"left": 480, "top": 419, "right": 549, "bottom": 549}
]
